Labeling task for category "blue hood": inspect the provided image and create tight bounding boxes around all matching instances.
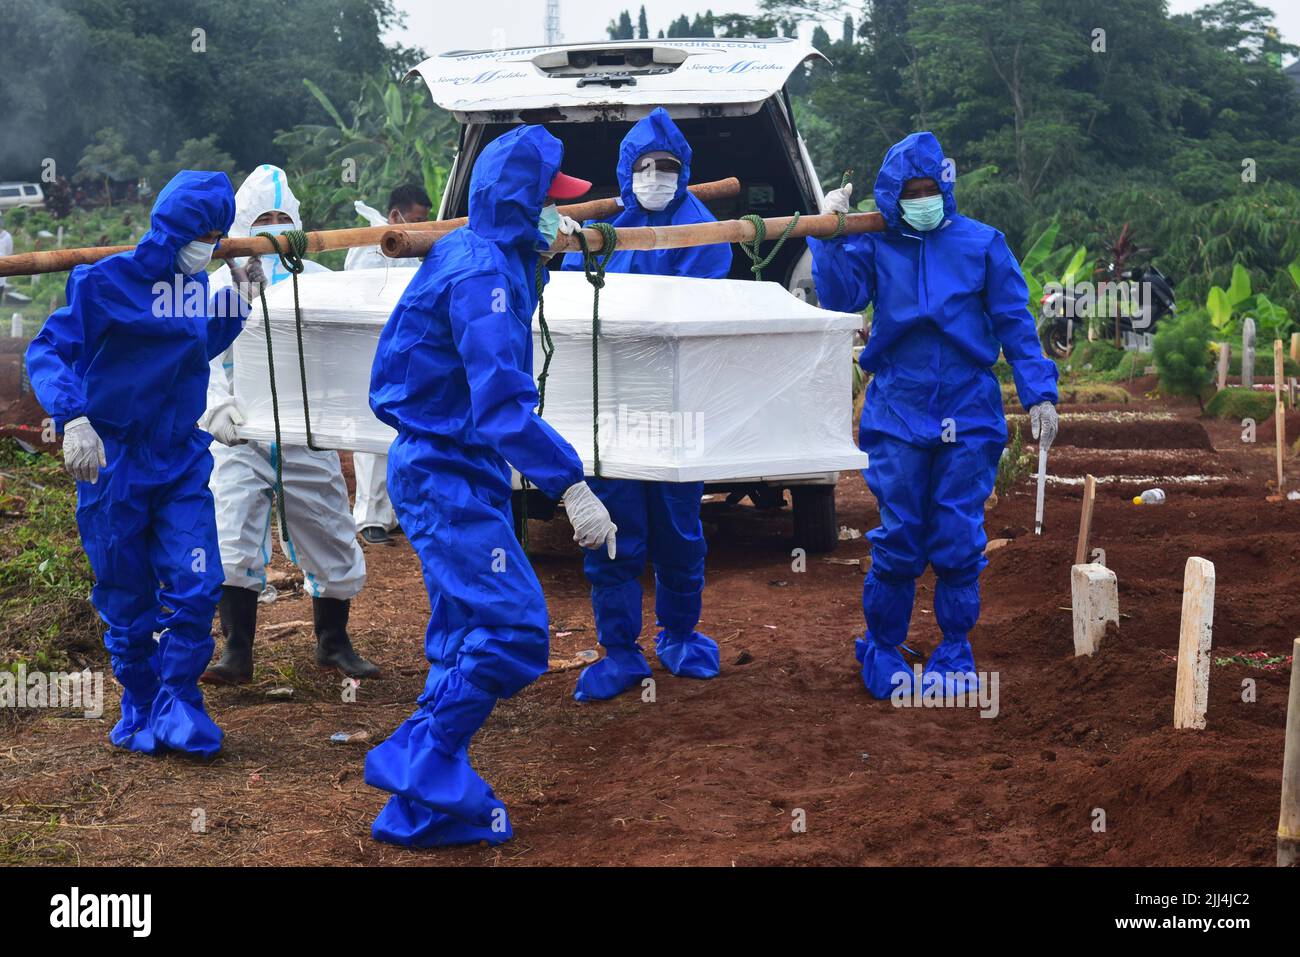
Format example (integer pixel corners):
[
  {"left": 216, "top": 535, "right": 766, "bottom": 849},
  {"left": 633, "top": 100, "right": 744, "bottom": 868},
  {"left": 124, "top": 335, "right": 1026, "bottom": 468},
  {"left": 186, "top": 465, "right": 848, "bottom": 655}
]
[
  {"left": 873, "top": 132, "right": 957, "bottom": 230},
  {"left": 133, "top": 170, "right": 236, "bottom": 277},
  {"left": 469, "top": 125, "right": 563, "bottom": 249},
  {"left": 617, "top": 108, "right": 692, "bottom": 214}
]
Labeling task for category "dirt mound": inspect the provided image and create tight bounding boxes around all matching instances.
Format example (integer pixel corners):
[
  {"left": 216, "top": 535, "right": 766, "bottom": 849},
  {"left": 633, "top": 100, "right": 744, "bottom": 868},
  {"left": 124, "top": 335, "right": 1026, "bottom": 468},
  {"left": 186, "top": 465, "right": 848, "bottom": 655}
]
[{"left": 1054, "top": 417, "right": 1213, "bottom": 450}]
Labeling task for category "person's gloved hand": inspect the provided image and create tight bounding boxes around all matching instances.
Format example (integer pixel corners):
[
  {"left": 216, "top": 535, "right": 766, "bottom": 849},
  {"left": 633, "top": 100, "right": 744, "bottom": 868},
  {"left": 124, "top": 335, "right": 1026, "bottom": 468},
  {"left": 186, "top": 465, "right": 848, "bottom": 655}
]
[
  {"left": 1029, "top": 401, "right": 1059, "bottom": 452},
  {"left": 207, "top": 399, "right": 247, "bottom": 447},
  {"left": 557, "top": 214, "right": 582, "bottom": 236},
  {"left": 62, "top": 416, "right": 106, "bottom": 484},
  {"left": 821, "top": 183, "right": 853, "bottom": 215},
  {"left": 562, "top": 481, "right": 617, "bottom": 558},
  {"left": 228, "top": 256, "right": 267, "bottom": 305}
]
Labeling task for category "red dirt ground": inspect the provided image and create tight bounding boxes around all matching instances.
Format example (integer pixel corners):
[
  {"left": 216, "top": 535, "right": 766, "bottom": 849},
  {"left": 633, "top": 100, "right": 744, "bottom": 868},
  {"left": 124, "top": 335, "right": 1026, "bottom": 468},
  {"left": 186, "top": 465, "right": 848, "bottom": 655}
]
[{"left": 1, "top": 376, "right": 1298, "bottom": 866}]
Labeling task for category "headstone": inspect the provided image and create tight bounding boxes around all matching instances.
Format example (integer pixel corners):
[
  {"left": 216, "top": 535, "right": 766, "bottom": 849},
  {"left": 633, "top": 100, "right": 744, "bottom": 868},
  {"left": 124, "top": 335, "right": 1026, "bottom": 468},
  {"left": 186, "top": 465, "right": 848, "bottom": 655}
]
[
  {"left": 1216, "top": 343, "right": 1230, "bottom": 392},
  {"left": 1174, "top": 557, "right": 1215, "bottom": 730},
  {"left": 10, "top": 312, "right": 22, "bottom": 338},
  {"left": 1242, "top": 317, "right": 1256, "bottom": 389},
  {"left": 1071, "top": 562, "right": 1118, "bottom": 657}
]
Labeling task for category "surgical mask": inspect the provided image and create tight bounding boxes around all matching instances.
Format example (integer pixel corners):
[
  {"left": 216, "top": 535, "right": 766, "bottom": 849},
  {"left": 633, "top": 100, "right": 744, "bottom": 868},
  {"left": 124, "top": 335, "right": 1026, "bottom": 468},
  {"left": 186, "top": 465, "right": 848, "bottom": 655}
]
[
  {"left": 632, "top": 169, "right": 678, "bottom": 211},
  {"left": 538, "top": 204, "right": 560, "bottom": 247},
  {"left": 175, "top": 240, "right": 215, "bottom": 275},
  {"left": 255, "top": 222, "right": 296, "bottom": 238},
  {"left": 898, "top": 195, "right": 945, "bottom": 232}
]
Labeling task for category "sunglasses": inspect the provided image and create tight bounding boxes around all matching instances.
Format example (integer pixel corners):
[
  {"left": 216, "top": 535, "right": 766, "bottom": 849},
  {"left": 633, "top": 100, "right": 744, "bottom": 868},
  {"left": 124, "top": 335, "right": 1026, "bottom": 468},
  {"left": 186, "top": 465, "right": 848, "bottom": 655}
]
[{"left": 635, "top": 157, "right": 682, "bottom": 174}]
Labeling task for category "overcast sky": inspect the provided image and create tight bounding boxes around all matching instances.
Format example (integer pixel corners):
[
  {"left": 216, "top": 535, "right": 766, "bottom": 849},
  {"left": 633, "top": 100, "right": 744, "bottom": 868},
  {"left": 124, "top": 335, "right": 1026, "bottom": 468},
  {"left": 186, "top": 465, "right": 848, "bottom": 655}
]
[{"left": 386, "top": 0, "right": 1298, "bottom": 59}]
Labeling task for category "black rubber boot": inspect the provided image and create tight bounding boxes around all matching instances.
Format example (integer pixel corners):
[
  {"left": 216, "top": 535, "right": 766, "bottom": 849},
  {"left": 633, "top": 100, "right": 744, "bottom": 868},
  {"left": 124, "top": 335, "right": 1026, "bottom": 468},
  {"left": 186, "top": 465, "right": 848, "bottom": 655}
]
[
  {"left": 201, "top": 585, "right": 258, "bottom": 685},
  {"left": 314, "top": 597, "right": 380, "bottom": 679}
]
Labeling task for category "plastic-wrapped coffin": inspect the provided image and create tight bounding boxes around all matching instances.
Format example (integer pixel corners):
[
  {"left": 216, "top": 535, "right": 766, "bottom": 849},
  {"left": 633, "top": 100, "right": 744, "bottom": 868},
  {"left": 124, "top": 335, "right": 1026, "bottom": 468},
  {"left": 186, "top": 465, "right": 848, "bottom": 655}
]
[{"left": 233, "top": 267, "right": 869, "bottom": 482}]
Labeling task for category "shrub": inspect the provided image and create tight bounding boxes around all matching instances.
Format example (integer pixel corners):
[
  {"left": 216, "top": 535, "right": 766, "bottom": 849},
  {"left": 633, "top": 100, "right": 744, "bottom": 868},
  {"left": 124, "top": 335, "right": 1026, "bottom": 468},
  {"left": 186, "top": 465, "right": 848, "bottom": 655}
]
[{"left": 1153, "top": 311, "right": 1215, "bottom": 407}]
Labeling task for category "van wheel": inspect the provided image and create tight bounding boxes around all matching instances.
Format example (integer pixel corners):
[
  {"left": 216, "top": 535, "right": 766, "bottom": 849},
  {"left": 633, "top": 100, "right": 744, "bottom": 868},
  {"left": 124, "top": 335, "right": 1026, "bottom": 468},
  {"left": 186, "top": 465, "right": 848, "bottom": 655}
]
[{"left": 791, "top": 485, "right": 837, "bottom": 554}]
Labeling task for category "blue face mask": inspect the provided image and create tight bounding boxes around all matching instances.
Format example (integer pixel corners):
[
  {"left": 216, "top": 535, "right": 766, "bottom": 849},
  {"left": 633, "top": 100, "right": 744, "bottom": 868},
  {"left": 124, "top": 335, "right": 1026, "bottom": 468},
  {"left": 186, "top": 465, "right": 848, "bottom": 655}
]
[
  {"left": 537, "top": 204, "right": 560, "bottom": 248},
  {"left": 898, "top": 194, "right": 945, "bottom": 232}
]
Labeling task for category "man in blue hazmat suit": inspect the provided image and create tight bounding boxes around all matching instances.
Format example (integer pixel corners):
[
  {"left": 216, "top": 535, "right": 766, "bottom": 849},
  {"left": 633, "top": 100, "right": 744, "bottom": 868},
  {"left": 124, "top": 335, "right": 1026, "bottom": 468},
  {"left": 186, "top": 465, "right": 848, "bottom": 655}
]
[
  {"left": 25, "top": 170, "right": 250, "bottom": 755},
  {"left": 365, "top": 125, "right": 616, "bottom": 847},
  {"left": 809, "top": 132, "right": 1059, "bottom": 699},
  {"left": 560, "top": 108, "right": 731, "bottom": 701}
]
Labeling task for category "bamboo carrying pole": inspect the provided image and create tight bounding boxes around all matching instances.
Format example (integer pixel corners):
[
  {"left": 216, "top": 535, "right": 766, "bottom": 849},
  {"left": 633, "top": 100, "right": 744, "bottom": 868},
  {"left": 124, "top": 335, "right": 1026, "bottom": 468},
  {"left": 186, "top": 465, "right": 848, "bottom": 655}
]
[
  {"left": 381, "top": 209, "right": 888, "bottom": 261},
  {"left": 0, "top": 177, "right": 743, "bottom": 279}
]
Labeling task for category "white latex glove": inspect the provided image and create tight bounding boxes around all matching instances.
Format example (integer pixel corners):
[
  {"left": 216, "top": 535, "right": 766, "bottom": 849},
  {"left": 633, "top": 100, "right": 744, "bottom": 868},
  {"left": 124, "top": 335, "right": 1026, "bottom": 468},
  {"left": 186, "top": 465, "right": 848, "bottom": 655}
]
[
  {"left": 1029, "top": 401, "right": 1059, "bottom": 452},
  {"left": 557, "top": 214, "right": 582, "bottom": 236},
  {"left": 63, "top": 416, "right": 106, "bottom": 484},
  {"left": 562, "top": 481, "right": 617, "bottom": 558},
  {"left": 207, "top": 399, "right": 247, "bottom": 447},
  {"left": 228, "top": 255, "right": 267, "bottom": 304},
  {"left": 821, "top": 183, "right": 853, "bottom": 215}
]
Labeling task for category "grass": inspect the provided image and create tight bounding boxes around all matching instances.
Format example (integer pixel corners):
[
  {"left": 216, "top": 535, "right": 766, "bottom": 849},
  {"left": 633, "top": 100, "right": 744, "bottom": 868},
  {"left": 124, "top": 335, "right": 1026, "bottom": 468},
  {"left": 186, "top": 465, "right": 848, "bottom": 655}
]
[
  {"left": 1204, "top": 387, "right": 1276, "bottom": 422},
  {"left": 1003, "top": 381, "right": 1130, "bottom": 406},
  {"left": 0, "top": 438, "right": 100, "bottom": 674},
  {"left": 995, "top": 420, "right": 1032, "bottom": 495}
]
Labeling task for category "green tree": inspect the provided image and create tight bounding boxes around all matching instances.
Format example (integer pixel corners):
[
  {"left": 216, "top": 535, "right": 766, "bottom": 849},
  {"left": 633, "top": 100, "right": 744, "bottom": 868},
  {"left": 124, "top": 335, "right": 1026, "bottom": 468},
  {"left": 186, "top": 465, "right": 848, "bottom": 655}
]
[
  {"left": 74, "top": 128, "right": 139, "bottom": 206},
  {"left": 608, "top": 10, "right": 635, "bottom": 39},
  {"left": 1152, "top": 311, "right": 1215, "bottom": 407}
]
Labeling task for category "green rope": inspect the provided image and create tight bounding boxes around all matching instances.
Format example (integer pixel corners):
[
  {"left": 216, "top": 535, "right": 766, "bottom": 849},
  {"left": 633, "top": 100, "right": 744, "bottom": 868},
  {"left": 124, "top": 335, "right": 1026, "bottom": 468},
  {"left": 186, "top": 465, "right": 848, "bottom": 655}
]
[
  {"left": 829, "top": 169, "right": 854, "bottom": 240},
  {"left": 516, "top": 257, "right": 556, "bottom": 552},
  {"left": 251, "top": 228, "right": 312, "bottom": 546},
  {"left": 575, "top": 222, "right": 618, "bottom": 479},
  {"left": 739, "top": 212, "right": 800, "bottom": 282}
]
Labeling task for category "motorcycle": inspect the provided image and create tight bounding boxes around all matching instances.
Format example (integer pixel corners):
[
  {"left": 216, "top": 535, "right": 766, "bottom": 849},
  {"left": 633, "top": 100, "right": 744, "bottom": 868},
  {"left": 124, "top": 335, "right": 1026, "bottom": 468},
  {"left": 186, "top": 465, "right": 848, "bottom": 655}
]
[{"left": 1040, "top": 264, "right": 1177, "bottom": 358}]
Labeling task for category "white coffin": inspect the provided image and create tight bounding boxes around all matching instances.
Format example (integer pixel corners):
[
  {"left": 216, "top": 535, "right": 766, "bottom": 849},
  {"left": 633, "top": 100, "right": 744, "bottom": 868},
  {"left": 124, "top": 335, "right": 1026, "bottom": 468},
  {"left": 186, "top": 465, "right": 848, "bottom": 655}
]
[{"left": 233, "top": 268, "right": 868, "bottom": 482}]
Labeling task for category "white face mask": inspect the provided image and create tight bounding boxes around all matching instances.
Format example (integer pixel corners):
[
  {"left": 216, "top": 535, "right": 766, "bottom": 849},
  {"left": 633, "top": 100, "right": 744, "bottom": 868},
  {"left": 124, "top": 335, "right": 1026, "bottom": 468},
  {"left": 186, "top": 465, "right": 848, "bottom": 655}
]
[
  {"left": 255, "top": 222, "right": 296, "bottom": 238},
  {"left": 632, "top": 168, "right": 678, "bottom": 211},
  {"left": 176, "top": 240, "right": 215, "bottom": 275}
]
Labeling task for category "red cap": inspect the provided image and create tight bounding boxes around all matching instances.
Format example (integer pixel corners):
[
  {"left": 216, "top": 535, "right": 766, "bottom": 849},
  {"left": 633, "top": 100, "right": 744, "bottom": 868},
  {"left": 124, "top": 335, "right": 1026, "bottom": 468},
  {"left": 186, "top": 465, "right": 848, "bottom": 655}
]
[{"left": 548, "top": 170, "right": 592, "bottom": 201}]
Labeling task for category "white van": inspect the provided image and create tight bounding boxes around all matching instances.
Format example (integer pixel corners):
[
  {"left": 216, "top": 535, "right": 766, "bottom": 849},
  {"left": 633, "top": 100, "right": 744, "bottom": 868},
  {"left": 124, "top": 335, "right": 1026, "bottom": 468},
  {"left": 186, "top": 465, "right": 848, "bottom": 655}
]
[
  {"left": 411, "top": 37, "right": 854, "bottom": 551},
  {"left": 0, "top": 182, "right": 45, "bottom": 211}
]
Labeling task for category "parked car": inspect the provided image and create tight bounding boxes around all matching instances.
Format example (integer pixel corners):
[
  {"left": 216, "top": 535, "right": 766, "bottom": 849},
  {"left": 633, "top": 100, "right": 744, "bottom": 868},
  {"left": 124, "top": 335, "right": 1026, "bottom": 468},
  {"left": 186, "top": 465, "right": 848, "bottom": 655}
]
[
  {"left": 410, "top": 37, "right": 853, "bottom": 551},
  {"left": 0, "top": 182, "right": 45, "bottom": 211}
]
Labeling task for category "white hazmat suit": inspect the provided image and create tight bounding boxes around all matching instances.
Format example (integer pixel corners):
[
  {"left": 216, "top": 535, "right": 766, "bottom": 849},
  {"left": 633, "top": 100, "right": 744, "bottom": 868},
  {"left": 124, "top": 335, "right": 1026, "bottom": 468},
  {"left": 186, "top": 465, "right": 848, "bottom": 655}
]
[
  {"left": 344, "top": 201, "right": 421, "bottom": 539},
  {"left": 202, "top": 165, "right": 367, "bottom": 599}
]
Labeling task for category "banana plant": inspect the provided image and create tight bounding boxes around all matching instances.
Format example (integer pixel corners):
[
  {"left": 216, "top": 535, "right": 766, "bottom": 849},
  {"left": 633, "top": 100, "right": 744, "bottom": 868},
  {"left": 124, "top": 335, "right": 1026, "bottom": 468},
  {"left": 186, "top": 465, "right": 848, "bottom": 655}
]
[
  {"left": 1204, "top": 261, "right": 1293, "bottom": 339},
  {"left": 275, "top": 75, "right": 455, "bottom": 228}
]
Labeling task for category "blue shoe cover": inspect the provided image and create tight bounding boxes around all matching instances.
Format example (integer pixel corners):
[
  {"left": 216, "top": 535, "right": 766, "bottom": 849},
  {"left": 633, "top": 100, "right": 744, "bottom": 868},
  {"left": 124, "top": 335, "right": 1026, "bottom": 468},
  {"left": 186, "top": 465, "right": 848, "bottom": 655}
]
[
  {"left": 109, "top": 686, "right": 162, "bottom": 754},
  {"left": 574, "top": 646, "right": 652, "bottom": 701},
  {"left": 857, "top": 638, "right": 917, "bottom": 700},
  {"left": 371, "top": 795, "right": 513, "bottom": 847},
  {"left": 923, "top": 637, "right": 980, "bottom": 697},
  {"left": 364, "top": 719, "right": 498, "bottom": 826},
  {"left": 150, "top": 689, "right": 223, "bottom": 757},
  {"left": 654, "top": 631, "right": 720, "bottom": 679}
]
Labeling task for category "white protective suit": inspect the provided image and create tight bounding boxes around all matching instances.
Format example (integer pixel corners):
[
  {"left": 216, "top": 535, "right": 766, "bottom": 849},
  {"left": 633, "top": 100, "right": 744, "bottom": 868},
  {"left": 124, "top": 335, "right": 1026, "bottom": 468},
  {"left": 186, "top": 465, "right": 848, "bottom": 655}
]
[
  {"left": 0, "top": 225, "right": 12, "bottom": 297},
  {"left": 344, "top": 201, "right": 421, "bottom": 535},
  {"left": 201, "top": 165, "right": 366, "bottom": 599}
]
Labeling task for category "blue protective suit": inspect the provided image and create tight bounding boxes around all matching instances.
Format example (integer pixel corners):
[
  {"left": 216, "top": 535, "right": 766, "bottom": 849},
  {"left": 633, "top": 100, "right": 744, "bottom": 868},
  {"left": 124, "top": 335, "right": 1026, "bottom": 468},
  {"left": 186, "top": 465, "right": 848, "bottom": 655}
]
[
  {"left": 560, "top": 108, "right": 731, "bottom": 700},
  {"left": 25, "top": 170, "right": 245, "bottom": 754},
  {"left": 365, "top": 125, "right": 585, "bottom": 846},
  {"left": 808, "top": 133, "right": 1058, "bottom": 699}
]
